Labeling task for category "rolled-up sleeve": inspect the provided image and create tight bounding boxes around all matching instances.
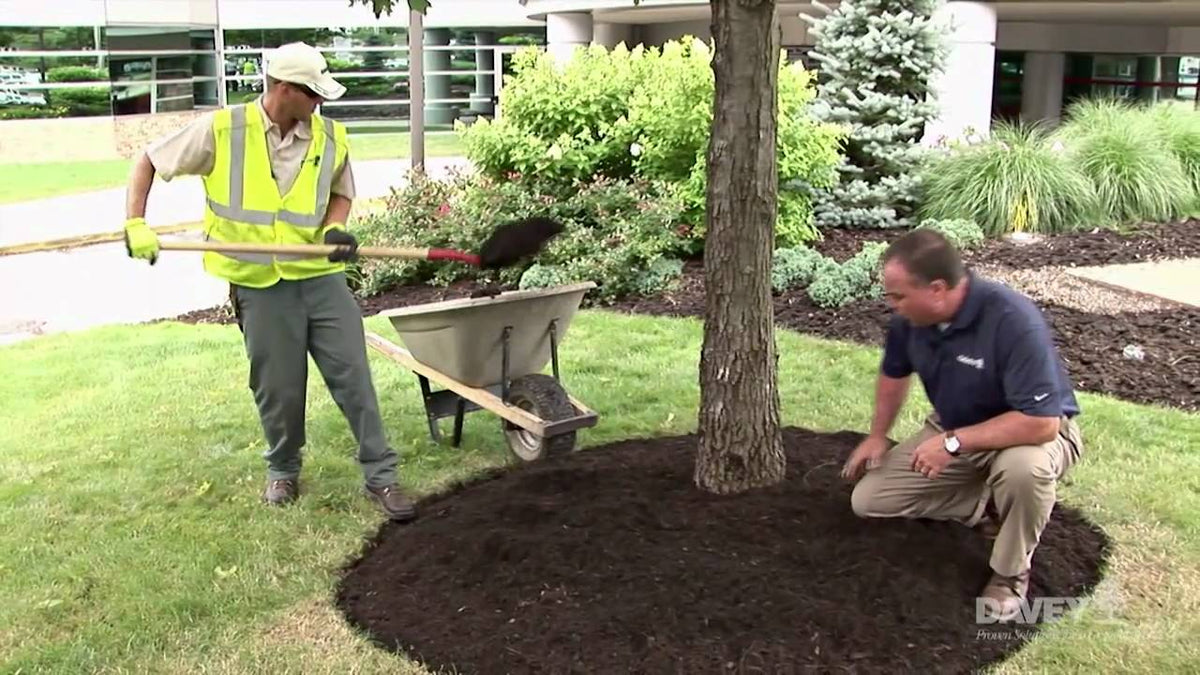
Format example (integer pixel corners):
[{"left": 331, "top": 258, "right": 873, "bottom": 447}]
[
  {"left": 145, "top": 114, "right": 216, "bottom": 181},
  {"left": 880, "top": 317, "right": 913, "bottom": 378},
  {"left": 332, "top": 155, "right": 356, "bottom": 200}
]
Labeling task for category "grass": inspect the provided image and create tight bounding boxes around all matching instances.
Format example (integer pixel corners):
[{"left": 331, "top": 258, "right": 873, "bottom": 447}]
[
  {"left": 1057, "top": 99, "right": 1194, "bottom": 226},
  {"left": 918, "top": 121, "right": 1102, "bottom": 237},
  {"left": 0, "top": 132, "right": 466, "bottom": 205},
  {"left": 1, "top": 311, "right": 1198, "bottom": 672}
]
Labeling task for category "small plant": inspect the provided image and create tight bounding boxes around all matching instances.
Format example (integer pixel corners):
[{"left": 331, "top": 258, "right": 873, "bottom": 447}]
[
  {"left": 916, "top": 218, "right": 985, "bottom": 250},
  {"left": 771, "top": 245, "right": 829, "bottom": 293},
  {"left": 802, "top": 241, "right": 887, "bottom": 309}
]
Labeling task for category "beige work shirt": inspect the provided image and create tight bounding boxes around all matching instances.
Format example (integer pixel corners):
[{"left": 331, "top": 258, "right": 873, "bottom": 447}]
[{"left": 146, "top": 97, "right": 355, "bottom": 200}]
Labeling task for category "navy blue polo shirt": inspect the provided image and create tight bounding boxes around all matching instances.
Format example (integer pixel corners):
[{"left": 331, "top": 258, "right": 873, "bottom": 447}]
[{"left": 880, "top": 271, "right": 1080, "bottom": 430}]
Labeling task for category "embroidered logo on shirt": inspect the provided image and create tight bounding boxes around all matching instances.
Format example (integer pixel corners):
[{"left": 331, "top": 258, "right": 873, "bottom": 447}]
[{"left": 956, "top": 355, "right": 985, "bottom": 370}]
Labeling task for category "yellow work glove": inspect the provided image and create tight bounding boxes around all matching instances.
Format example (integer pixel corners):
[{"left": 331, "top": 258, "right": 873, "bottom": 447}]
[{"left": 123, "top": 217, "right": 160, "bottom": 264}]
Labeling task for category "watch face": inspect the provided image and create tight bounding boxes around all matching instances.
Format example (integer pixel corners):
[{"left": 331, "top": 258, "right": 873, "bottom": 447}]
[{"left": 945, "top": 435, "right": 960, "bottom": 454}]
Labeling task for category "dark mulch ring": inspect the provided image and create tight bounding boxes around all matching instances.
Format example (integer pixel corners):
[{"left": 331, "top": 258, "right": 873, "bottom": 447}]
[
  {"left": 335, "top": 427, "right": 1111, "bottom": 675},
  {"left": 812, "top": 218, "right": 1200, "bottom": 268}
]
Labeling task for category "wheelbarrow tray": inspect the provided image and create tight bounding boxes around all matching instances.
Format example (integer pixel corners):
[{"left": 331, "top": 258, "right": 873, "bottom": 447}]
[
  {"left": 376, "top": 281, "right": 596, "bottom": 389},
  {"left": 365, "top": 281, "right": 599, "bottom": 459}
]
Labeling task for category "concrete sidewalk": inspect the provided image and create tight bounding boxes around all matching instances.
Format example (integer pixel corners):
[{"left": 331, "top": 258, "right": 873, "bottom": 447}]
[{"left": 0, "top": 157, "right": 470, "bottom": 345}]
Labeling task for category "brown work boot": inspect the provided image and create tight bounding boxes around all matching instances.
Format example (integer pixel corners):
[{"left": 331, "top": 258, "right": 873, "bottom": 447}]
[
  {"left": 365, "top": 483, "right": 417, "bottom": 522},
  {"left": 978, "top": 569, "right": 1031, "bottom": 622},
  {"left": 263, "top": 478, "right": 299, "bottom": 505}
]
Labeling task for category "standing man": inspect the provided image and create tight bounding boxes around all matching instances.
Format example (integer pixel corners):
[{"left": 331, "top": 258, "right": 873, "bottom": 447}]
[
  {"left": 122, "top": 42, "right": 416, "bottom": 523},
  {"left": 842, "top": 229, "right": 1083, "bottom": 621}
]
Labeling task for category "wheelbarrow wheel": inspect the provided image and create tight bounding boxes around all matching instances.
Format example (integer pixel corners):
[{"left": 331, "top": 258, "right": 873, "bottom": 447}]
[{"left": 503, "top": 374, "right": 577, "bottom": 462}]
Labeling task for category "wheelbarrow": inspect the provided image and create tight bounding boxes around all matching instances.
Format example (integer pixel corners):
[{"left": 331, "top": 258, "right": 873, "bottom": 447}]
[{"left": 364, "top": 281, "right": 599, "bottom": 462}]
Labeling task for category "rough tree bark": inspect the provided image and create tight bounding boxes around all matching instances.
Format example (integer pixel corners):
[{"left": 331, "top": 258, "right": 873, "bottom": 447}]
[{"left": 694, "top": 0, "right": 786, "bottom": 494}]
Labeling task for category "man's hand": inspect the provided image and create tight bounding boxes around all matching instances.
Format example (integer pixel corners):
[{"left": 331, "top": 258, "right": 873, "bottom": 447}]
[
  {"left": 842, "top": 435, "right": 890, "bottom": 481},
  {"left": 324, "top": 226, "right": 358, "bottom": 262},
  {"left": 910, "top": 434, "right": 955, "bottom": 479},
  {"left": 123, "top": 217, "right": 160, "bottom": 264}
]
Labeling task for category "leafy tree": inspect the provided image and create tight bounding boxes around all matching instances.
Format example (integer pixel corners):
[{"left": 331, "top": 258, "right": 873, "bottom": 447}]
[{"left": 354, "top": 0, "right": 791, "bottom": 495}]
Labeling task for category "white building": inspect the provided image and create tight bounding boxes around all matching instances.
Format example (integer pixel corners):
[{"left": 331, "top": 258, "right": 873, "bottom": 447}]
[{"left": 1, "top": 1, "right": 1198, "bottom": 150}]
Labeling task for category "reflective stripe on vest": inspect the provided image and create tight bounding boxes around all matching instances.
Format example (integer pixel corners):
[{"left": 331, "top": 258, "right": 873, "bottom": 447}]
[{"left": 206, "top": 105, "right": 338, "bottom": 230}]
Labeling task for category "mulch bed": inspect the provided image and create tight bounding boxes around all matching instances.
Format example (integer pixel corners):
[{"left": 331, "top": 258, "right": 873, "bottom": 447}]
[
  {"left": 335, "top": 427, "right": 1111, "bottom": 675},
  {"left": 167, "top": 222, "right": 1200, "bottom": 412},
  {"left": 812, "top": 218, "right": 1200, "bottom": 269}
]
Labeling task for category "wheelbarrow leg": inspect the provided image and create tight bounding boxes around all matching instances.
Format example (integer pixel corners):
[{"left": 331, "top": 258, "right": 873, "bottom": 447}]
[
  {"left": 417, "top": 374, "right": 442, "bottom": 443},
  {"left": 452, "top": 398, "right": 466, "bottom": 447}
]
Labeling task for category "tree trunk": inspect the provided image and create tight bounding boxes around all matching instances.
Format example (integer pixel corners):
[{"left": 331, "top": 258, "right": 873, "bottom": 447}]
[{"left": 695, "top": 0, "right": 786, "bottom": 494}]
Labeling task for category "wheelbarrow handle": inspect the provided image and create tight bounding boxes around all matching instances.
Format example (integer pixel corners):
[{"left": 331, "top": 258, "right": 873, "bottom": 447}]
[{"left": 158, "top": 240, "right": 482, "bottom": 266}]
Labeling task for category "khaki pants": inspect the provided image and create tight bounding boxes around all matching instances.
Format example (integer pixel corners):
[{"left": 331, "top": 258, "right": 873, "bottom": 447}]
[{"left": 851, "top": 414, "right": 1083, "bottom": 577}]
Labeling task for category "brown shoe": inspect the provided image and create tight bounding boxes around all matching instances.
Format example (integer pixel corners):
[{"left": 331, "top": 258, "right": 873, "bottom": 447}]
[
  {"left": 978, "top": 569, "right": 1031, "bottom": 622},
  {"left": 365, "top": 484, "right": 417, "bottom": 522},
  {"left": 263, "top": 478, "right": 299, "bottom": 505}
]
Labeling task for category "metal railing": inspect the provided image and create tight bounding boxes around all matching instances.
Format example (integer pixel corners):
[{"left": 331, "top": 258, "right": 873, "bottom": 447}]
[{"left": 0, "top": 42, "right": 543, "bottom": 120}]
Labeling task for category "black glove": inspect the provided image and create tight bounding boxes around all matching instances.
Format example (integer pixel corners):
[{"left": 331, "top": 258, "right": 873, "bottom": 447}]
[{"left": 324, "top": 228, "right": 359, "bottom": 262}]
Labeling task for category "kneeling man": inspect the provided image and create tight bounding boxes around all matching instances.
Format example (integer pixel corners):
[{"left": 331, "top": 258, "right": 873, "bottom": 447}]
[{"left": 843, "top": 229, "right": 1083, "bottom": 621}]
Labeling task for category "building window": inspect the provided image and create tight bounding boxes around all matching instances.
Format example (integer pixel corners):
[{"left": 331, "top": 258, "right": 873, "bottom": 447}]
[
  {"left": 1064, "top": 53, "right": 1200, "bottom": 109},
  {"left": 992, "top": 51, "right": 1024, "bottom": 124}
]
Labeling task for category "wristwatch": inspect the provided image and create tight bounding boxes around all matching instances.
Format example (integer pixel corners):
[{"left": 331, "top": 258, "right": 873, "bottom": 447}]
[{"left": 943, "top": 430, "right": 961, "bottom": 456}]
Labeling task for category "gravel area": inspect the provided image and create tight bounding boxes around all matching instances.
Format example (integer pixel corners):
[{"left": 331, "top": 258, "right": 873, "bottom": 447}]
[{"left": 974, "top": 264, "right": 1179, "bottom": 314}]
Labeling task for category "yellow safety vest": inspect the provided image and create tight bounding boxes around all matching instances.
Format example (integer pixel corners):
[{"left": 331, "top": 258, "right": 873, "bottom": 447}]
[{"left": 200, "top": 103, "right": 350, "bottom": 288}]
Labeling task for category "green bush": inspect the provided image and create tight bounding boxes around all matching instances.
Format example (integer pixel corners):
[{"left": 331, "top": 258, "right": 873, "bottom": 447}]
[
  {"left": 916, "top": 218, "right": 985, "bottom": 250},
  {"left": 917, "top": 122, "right": 1101, "bottom": 237},
  {"left": 1054, "top": 98, "right": 1193, "bottom": 225},
  {"left": 806, "top": 241, "right": 885, "bottom": 309},
  {"left": 771, "top": 245, "right": 830, "bottom": 293},
  {"left": 46, "top": 66, "right": 106, "bottom": 83},
  {"left": 350, "top": 169, "right": 687, "bottom": 303},
  {"left": 456, "top": 38, "right": 845, "bottom": 250}
]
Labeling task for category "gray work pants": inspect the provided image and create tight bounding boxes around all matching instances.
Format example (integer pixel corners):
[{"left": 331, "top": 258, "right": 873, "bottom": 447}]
[{"left": 230, "top": 272, "right": 398, "bottom": 488}]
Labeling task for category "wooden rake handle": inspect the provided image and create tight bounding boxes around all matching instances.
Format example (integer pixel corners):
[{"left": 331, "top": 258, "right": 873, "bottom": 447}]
[{"left": 158, "top": 240, "right": 482, "bottom": 266}]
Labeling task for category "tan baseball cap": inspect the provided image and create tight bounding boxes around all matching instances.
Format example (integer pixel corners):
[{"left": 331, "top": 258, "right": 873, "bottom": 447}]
[{"left": 266, "top": 42, "right": 346, "bottom": 100}]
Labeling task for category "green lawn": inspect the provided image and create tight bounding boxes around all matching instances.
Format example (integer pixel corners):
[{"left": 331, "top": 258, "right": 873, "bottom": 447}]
[
  {"left": 0, "top": 311, "right": 1198, "bottom": 673},
  {"left": 0, "top": 132, "right": 466, "bottom": 205}
]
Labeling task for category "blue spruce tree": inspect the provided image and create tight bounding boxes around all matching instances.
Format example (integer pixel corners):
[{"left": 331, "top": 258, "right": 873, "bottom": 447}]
[{"left": 802, "top": 0, "right": 949, "bottom": 229}]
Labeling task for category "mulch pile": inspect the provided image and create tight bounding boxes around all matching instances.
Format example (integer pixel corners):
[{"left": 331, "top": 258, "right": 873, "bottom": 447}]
[{"left": 335, "top": 427, "right": 1111, "bottom": 675}]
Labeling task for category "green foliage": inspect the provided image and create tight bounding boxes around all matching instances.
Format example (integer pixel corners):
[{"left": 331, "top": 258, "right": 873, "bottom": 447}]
[
  {"left": 46, "top": 66, "right": 106, "bottom": 83},
  {"left": 771, "top": 245, "right": 830, "bottom": 293},
  {"left": 350, "top": 169, "right": 686, "bottom": 302},
  {"left": 1152, "top": 102, "right": 1200, "bottom": 200},
  {"left": 917, "top": 122, "right": 1101, "bottom": 237},
  {"left": 456, "top": 38, "right": 844, "bottom": 250},
  {"left": 1056, "top": 98, "right": 1193, "bottom": 225},
  {"left": 770, "top": 241, "right": 884, "bottom": 308},
  {"left": 803, "top": 0, "right": 949, "bottom": 229},
  {"left": 915, "top": 218, "right": 985, "bottom": 251},
  {"left": 0, "top": 105, "right": 67, "bottom": 119}
]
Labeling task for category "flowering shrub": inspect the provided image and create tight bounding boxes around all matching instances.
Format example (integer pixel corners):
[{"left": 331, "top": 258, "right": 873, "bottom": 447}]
[{"left": 348, "top": 168, "right": 688, "bottom": 303}]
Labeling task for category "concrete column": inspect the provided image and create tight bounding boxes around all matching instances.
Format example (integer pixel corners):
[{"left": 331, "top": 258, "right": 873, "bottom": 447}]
[
  {"left": 423, "top": 27, "right": 455, "bottom": 125},
  {"left": 1162, "top": 56, "right": 1181, "bottom": 100},
  {"left": 1021, "top": 52, "right": 1065, "bottom": 126},
  {"left": 1136, "top": 56, "right": 1161, "bottom": 102},
  {"left": 593, "top": 22, "right": 632, "bottom": 49},
  {"left": 546, "top": 12, "right": 593, "bottom": 63},
  {"left": 472, "top": 30, "right": 495, "bottom": 115},
  {"left": 923, "top": 1, "right": 997, "bottom": 146}
]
